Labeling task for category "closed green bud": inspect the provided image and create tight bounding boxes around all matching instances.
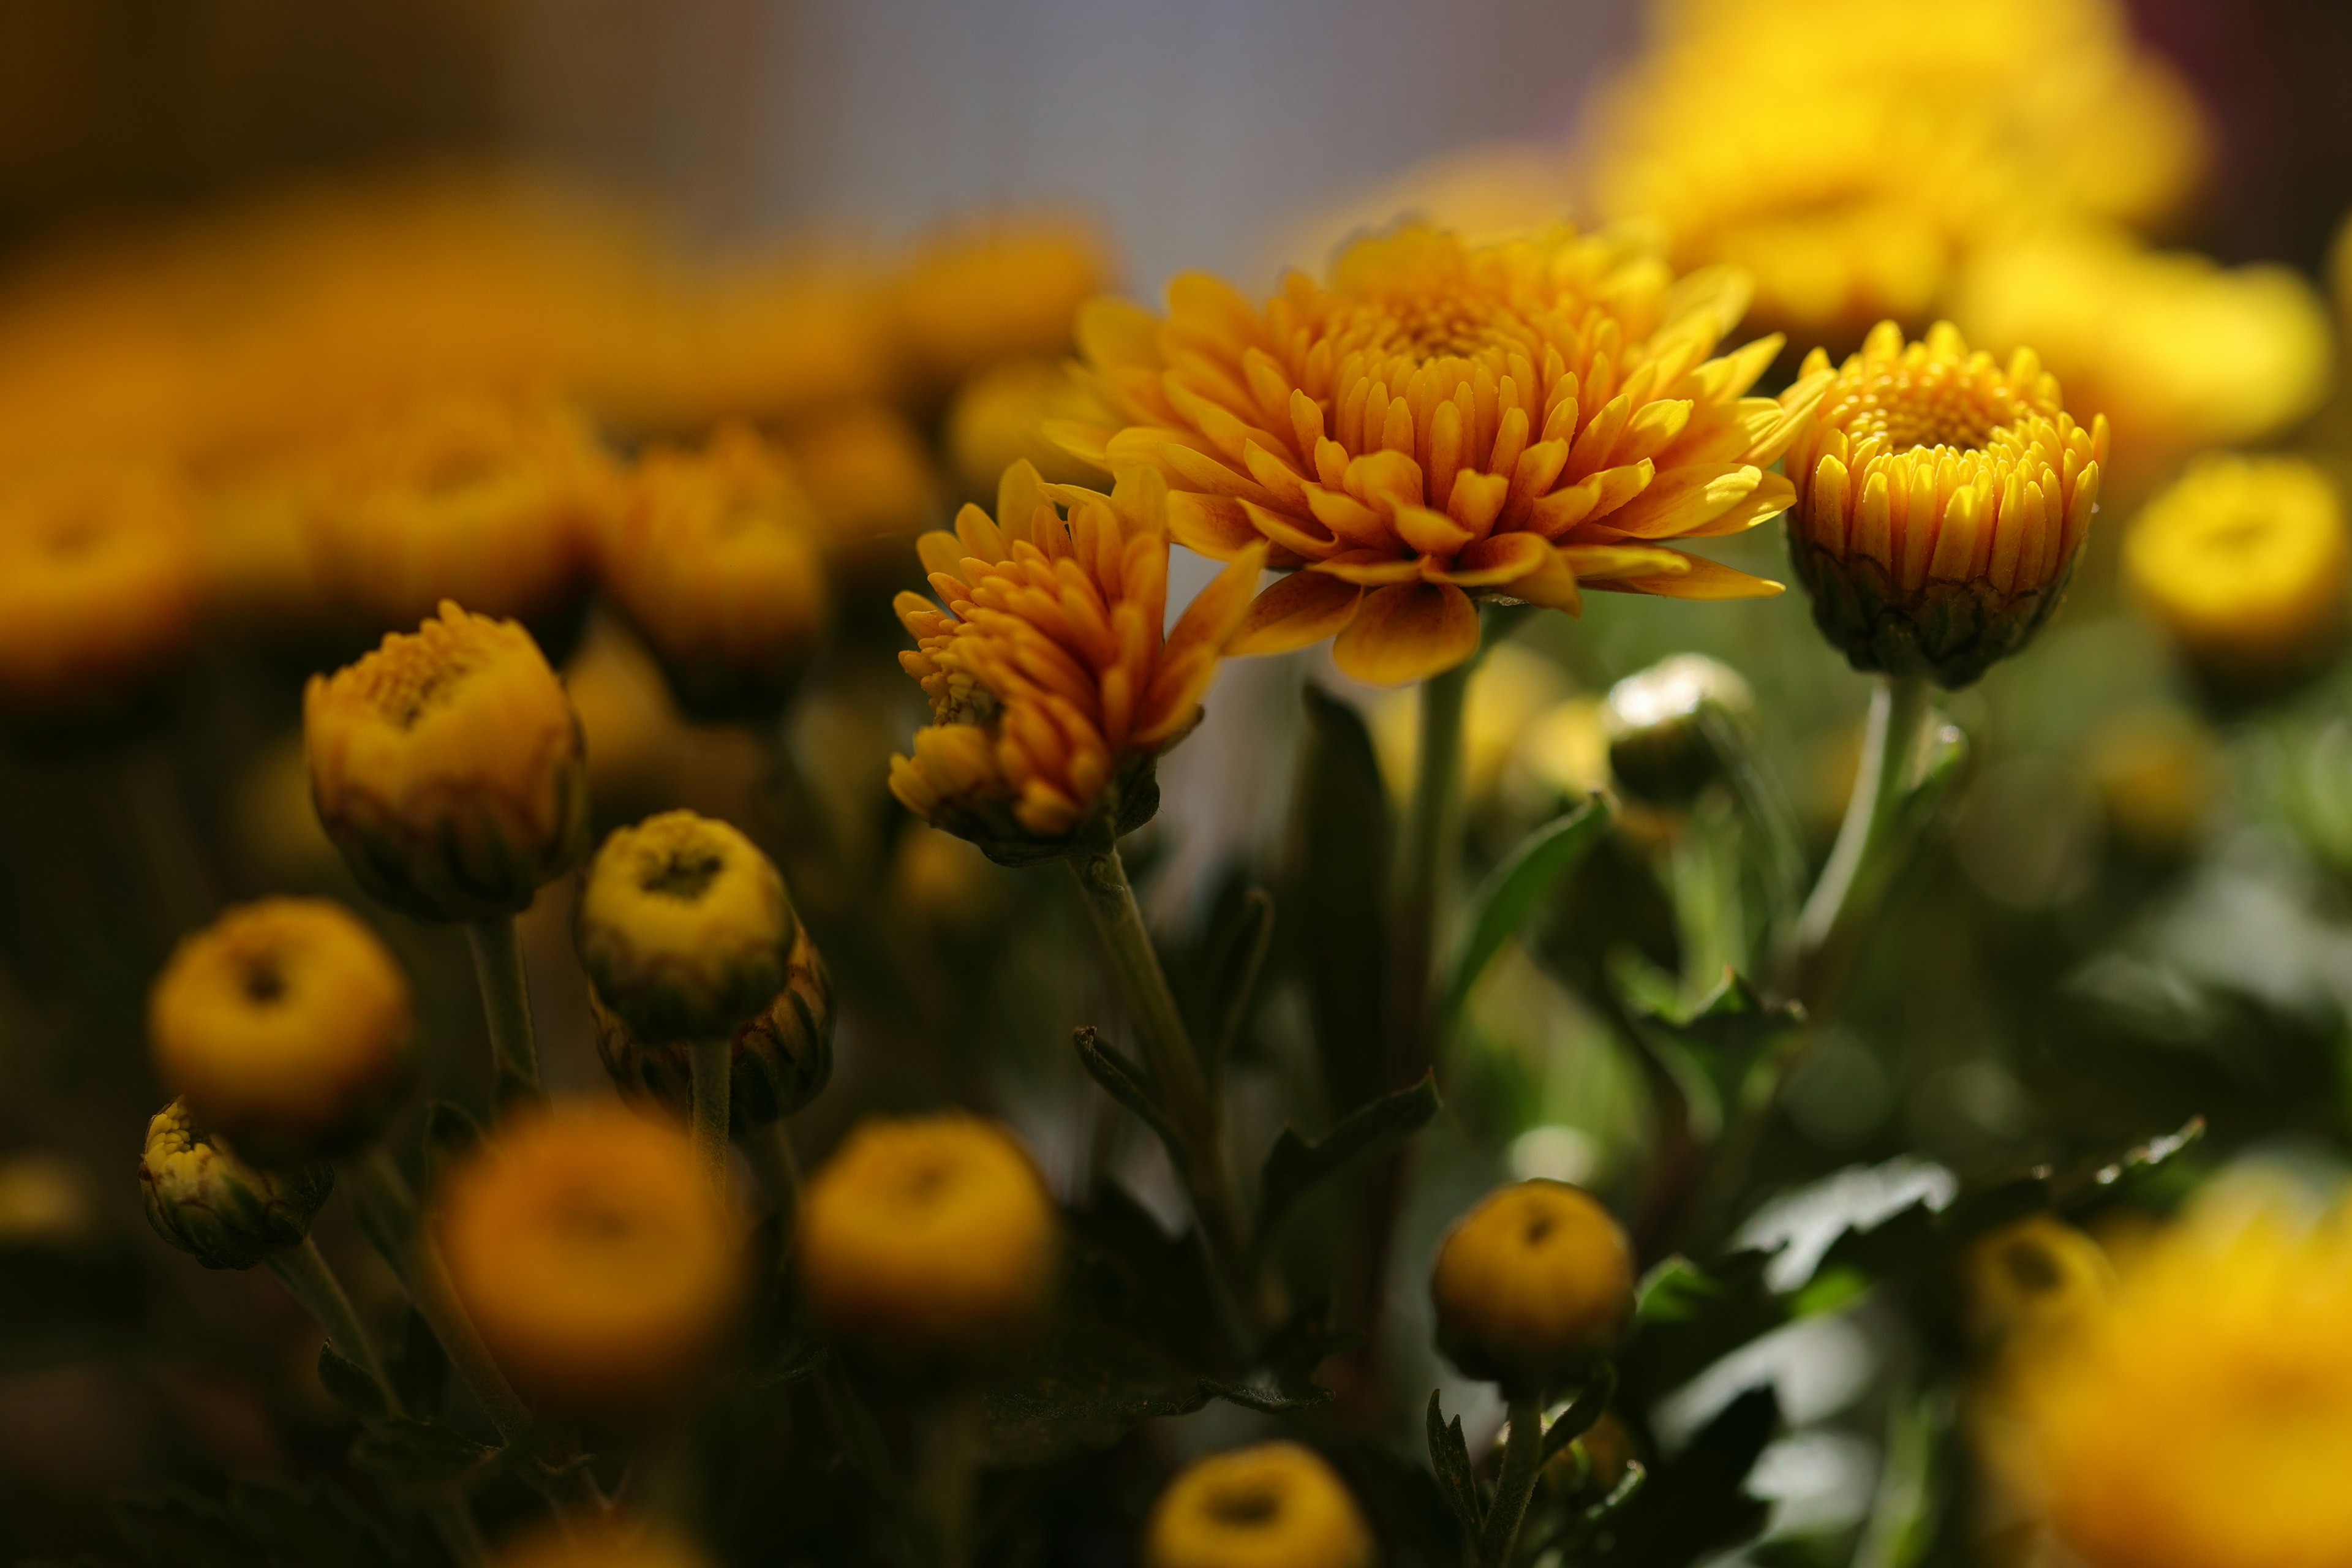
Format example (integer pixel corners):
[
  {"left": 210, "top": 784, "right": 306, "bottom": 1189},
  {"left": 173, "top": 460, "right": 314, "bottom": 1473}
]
[
  {"left": 138, "top": 1099, "right": 333, "bottom": 1270},
  {"left": 1602, "top": 654, "right": 1754, "bottom": 805}
]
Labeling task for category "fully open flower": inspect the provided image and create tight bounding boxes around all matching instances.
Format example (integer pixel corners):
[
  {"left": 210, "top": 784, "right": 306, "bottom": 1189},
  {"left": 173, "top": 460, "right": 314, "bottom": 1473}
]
[
  {"left": 435, "top": 1101, "right": 743, "bottom": 1415},
  {"left": 305, "top": 601, "right": 590, "bottom": 922},
  {"left": 1781, "top": 321, "right": 2108, "bottom": 687},
  {"left": 600, "top": 423, "right": 828, "bottom": 720},
  {"left": 889, "top": 462, "right": 1263, "bottom": 861},
  {"left": 1052, "top": 222, "right": 1826, "bottom": 685},
  {"left": 149, "top": 898, "right": 414, "bottom": 1164},
  {"left": 1145, "top": 1442, "right": 1374, "bottom": 1568}
]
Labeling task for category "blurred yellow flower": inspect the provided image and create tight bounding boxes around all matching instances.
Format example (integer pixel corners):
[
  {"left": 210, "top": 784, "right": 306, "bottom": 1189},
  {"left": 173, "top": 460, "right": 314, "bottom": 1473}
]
[
  {"left": 311, "top": 390, "right": 613, "bottom": 631},
  {"left": 893, "top": 216, "right": 1115, "bottom": 390},
  {"left": 890, "top": 463, "right": 1262, "bottom": 859},
  {"left": 562, "top": 619, "right": 694, "bottom": 827},
  {"left": 891, "top": 822, "right": 1006, "bottom": 932},
  {"left": 149, "top": 898, "right": 413, "bottom": 1164},
  {"left": 490, "top": 1518, "right": 713, "bottom": 1568},
  {"left": 1952, "top": 227, "right": 2332, "bottom": 488},
  {"left": 797, "top": 1112, "right": 1058, "bottom": 1354},
  {"left": 1144, "top": 1442, "right": 1374, "bottom": 1568},
  {"left": 946, "top": 358, "right": 1101, "bottom": 497},
  {"left": 575, "top": 810, "right": 798, "bottom": 1044},
  {"left": 600, "top": 423, "right": 828, "bottom": 720},
  {"left": 1998, "top": 1199, "right": 2352, "bottom": 1568},
  {"left": 2082, "top": 707, "right": 2221, "bottom": 859},
  {"left": 1054, "top": 222, "right": 1824, "bottom": 685},
  {"left": 1431, "top": 1178, "right": 1634, "bottom": 1390},
  {"left": 0, "top": 464, "right": 205, "bottom": 715},
  {"left": 782, "top": 402, "right": 941, "bottom": 567},
  {"left": 304, "top": 601, "right": 590, "bottom": 923},
  {"left": 436, "top": 1101, "right": 742, "bottom": 1415},
  {"left": 2125, "top": 454, "right": 2348, "bottom": 697},
  {"left": 1964, "top": 1213, "right": 2115, "bottom": 1348},
  {"left": 139, "top": 1099, "right": 334, "bottom": 1272},
  {"left": 1782, "top": 321, "right": 2107, "bottom": 686},
  {"left": 1583, "top": 0, "right": 2211, "bottom": 345}
]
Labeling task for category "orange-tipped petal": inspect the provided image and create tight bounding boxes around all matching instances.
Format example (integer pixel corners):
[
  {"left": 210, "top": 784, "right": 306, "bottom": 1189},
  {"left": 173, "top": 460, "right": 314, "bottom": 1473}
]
[
  {"left": 1227, "top": 570, "right": 1363, "bottom": 657},
  {"left": 1330, "top": 582, "right": 1480, "bottom": 686}
]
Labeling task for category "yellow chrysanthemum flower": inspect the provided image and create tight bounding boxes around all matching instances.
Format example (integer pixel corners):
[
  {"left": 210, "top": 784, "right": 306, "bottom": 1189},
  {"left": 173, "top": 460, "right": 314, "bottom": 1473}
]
[
  {"left": 893, "top": 216, "right": 1115, "bottom": 390},
  {"left": 1952, "top": 227, "right": 2332, "bottom": 488},
  {"left": 600, "top": 423, "right": 828, "bottom": 720},
  {"left": 311, "top": 390, "right": 614, "bottom": 630},
  {"left": 148, "top": 898, "right": 414, "bottom": 1164},
  {"left": 1144, "top": 1442, "right": 1375, "bottom": 1568},
  {"left": 575, "top": 810, "right": 799, "bottom": 1045},
  {"left": 304, "top": 601, "right": 590, "bottom": 923},
  {"left": 1781, "top": 321, "right": 2108, "bottom": 687},
  {"left": 890, "top": 462, "right": 1263, "bottom": 861},
  {"left": 0, "top": 464, "right": 206, "bottom": 715},
  {"left": 797, "top": 1112, "right": 1058, "bottom": 1355},
  {"left": 1999, "top": 1201, "right": 2352, "bottom": 1568},
  {"left": 946, "top": 358, "right": 1101, "bottom": 497},
  {"left": 1431, "top": 1179, "right": 1635, "bottom": 1390},
  {"left": 1052, "top": 222, "right": 1826, "bottom": 686},
  {"left": 435, "top": 1101, "right": 743, "bottom": 1415},
  {"left": 2124, "top": 454, "right": 2348, "bottom": 698}
]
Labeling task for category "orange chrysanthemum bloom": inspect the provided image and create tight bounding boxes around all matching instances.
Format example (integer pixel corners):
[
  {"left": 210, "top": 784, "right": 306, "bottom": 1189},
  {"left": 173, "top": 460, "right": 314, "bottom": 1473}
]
[
  {"left": 1051, "top": 222, "right": 1828, "bottom": 685},
  {"left": 889, "top": 462, "right": 1263, "bottom": 861},
  {"left": 1781, "top": 321, "right": 2108, "bottom": 687}
]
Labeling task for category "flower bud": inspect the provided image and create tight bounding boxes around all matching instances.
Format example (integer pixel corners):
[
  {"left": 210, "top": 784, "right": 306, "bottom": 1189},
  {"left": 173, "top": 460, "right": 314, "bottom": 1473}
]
[
  {"left": 304, "top": 601, "right": 590, "bottom": 923},
  {"left": 1965, "top": 1214, "right": 2114, "bottom": 1347},
  {"left": 589, "top": 919, "right": 833, "bottom": 1131},
  {"left": 491, "top": 1518, "right": 713, "bottom": 1568},
  {"left": 797, "top": 1114, "right": 1057, "bottom": 1356},
  {"left": 435, "top": 1101, "right": 743, "bottom": 1415},
  {"left": 598, "top": 424, "right": 829, "bottom": 722},
  {"left": 575, "top": 811, "right": 797, "bottom": 1044},
  {"left": 1144, "top": 1441, "right": 1374, "bottom": 1568},
  {"left": 139, "top": 1099, "right": 334, "bottom": 1270},
  {"left": 1781, "top": 322, "right": 2108, "bottom": 688},
  {"left": 149, "top": 898, "right": 414, "bottom": 1164},
  {"left": 0, "top": 464, "right": 205, "bottom": 719},
  {"left": 1431, "top": 1180, "right": 1634, "bottom": 1392},
  {"left": 1602, "top": 653, "right": 1755, "bottom": 805},
  {"left": 2124, "top": 454, "right": 2348, "bottom": 702}
]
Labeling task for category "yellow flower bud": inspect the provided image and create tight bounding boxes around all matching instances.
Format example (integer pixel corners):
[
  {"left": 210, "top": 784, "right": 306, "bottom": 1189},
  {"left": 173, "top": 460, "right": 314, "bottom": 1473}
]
[
  {"left": 1781, "top": 321, "right": 2108, "bottom": 688},
  {"left": 304, "top": 601, "right": 590, "bottom": 922},
  {"left": 1431, "top": 1180, "right": 1634, "bottom": 1390},
  {"left": 149, "top": 898, "right": 414, "bottom": 1164},
  {"left": 1966, "top": 1214, "right": 2114, "bottom": 1347},
  {"left": 1144, "top": 1441, "right": 1375, "bottom": 1568},
  {"left": 589, "top": 918, "right": 832, "bottom": 1131},
  {"left": 435, "top": 1101, "right": 743, "bottom": 1415},
  {"left": 944, "top": 358, "right": 1099, "bottom": 498},
  {"left": 797, "top": 1114, "right": 1057, "bottom": 1354},
  {"left": 139, "top": 1099, "right": 334, "bottom": 1271},
  {"left": 575, "top": 811, "right": 797, "bottom": 1043},
  {"left": 312, "top": 391, "right": 612, "bottom": 630},
  {"left": 1602, "top": 653, "right": 1756, "bottom": 805},
  {"left": 0, "top": 464, "right": 205, "bottom": 717},
  {"left": 490, "top": 1517, "right": 712, "bottom": 1568},
  {"left": 783, "top": 403, "right": 942, "bottom": 567},
  {"left": 599, "top": 424, "right": 829, "bottom": 722},
  {"left": 2124, "top": 454, "right": 2348, "bottom": 700}
]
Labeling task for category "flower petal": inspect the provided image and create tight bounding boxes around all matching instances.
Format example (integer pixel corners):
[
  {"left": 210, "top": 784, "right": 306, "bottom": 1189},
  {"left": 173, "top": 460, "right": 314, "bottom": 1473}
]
[
  {"left": 1164, "top": 492, "right": 1262, "bottom": 560},
  {"left": 1227, "top": 570, "right": 1363, "bottom": 657},
  {"left": 1602, "top": 464, "right": 1764, "bottom": 540},
  {"left": 1427, "top": 530, "right": 1551, "bottom": 586},
  {"left": 1585, "top": 549, "right": 1784, "bottom": 600},
  {"left": 1313, "top": 549, "right": 1426, "bottom": 586},
  {"left": 1331, "top": 582, "right": 1479, "bottom": 685},
  {"left": 1393, "top": 505, "right": 1474, "bottom": 557}
]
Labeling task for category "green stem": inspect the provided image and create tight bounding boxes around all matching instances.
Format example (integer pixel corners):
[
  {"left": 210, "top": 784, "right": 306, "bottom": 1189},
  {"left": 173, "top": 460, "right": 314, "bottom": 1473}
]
[
  {"left": 1481, "top": 1391, "right": 1546, "bottom": 1567},
  {"left": 921, "top": 1391, "right": 986, "bottom": 1568},
  {"left": 1392, "top": 657, "right": 1472, "bottom": 1079},
  {"left": 689, "top": 1036, "right": 732, "bottom": 1197},
  {"left": 746, "top": 1118, "right": 802, "bottom": 1221},
  {"left": 1066, "top": 849, "right": 1245, "bottom": 1273},
  {"left": 466, "top": 916, "right": 543, "bottom": 1098},
  {"left": 1793, "top": 672, "right": 1934, "bottom": 1009}
]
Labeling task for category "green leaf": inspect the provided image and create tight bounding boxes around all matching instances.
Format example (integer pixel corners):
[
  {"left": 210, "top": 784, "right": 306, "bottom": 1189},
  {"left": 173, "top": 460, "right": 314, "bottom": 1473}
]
[
  {"left": 1594, "top": 1386, "right": 1776, "bottom": 1567},
  {"left": 1070, "top": 1027, "right": 1183, "bottom": 1161},
  {"left": 1205, "top": 886, "right": 1275, "bottom": 1080},
  {"left": 1253, "top": 1071, "right": 1441, "bottom": 1256},
  {"left": 1425, "top": 1389, "right": 1482, "bottom": 1538},
  {"left": 1539, "top": 1362, "right": 1619, "bottom": 1464},
  {"left": 388, "top": 1308, "right": 448, "bottom": 1420},
  {"left": 315, "top": 1341, "right": 389, "bottom": 1423},
  {"left": 1443, "top": 796, "right": 1610, "bottom": 1027},
  {"left": 982, "top": 1313, "right": 1223, "bottom": 1464},
  {"left": 1289, "top": 685, "right": 1392, "bottom": 1114},
  {"left": 349, "top": 1415, "right": 496, "bottom": 1486}
]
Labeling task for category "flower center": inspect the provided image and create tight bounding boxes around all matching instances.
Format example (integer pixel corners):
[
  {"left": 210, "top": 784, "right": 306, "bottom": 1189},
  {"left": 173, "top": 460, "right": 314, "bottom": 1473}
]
[
  {"left": 1836, "top": 364, "right": 2021, "bottom": 455},
  {"left": 240, "top": 957, "right": 288, "bottom": 1006},
  {"left": 640, "top": 846, "right": 726, "bottom": 902},
  {"left": 1205, "top": 1484, "right": 1283, "bottom": 1528}
]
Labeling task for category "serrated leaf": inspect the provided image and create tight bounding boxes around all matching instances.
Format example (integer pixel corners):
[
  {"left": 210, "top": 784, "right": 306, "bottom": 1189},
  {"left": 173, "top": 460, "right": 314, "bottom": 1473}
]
[
  {"left": 1290, "top": 685, "right": 1392, "bottom": 1114},
  {"left": 1443, "top": 796, "right": 1610, "bottom": 1027},
  {"left": 350, "top": 1415, "right": 496, "bottom": 1486},
  {"left": 1254, "top": 1072, "right": 1440, "bottom": 1256},
  {"left": 315, "top": 1340, "right": 389, "bottom": 1423},
  {"left": 1425, "top": 1389, "right": 1482, "bottom": 1538}
]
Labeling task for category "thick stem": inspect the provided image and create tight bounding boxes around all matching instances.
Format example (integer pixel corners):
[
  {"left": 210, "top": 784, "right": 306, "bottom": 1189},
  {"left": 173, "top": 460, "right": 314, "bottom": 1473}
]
[
  {"left": 1067, "top": 848, "right": 1245, "bottom": 1268},
  {"left": 1793, "top": 673, "right": 1934, "bottom": 1008},
  {"left": 270, "top": 1236, "right": 400, "bottom": 1414},
  {"left": 466, "top": 916, "right": 542, "bottom": 1098},
  {"left": 1390, "top": 658, "right": 1472, "bottom": 1082},
  {"left": 689, "top": 1036, "right": 733, "bottom": 1197},
  {"left": 1481, "top": 1392, "right": 1547, "bottom": 1567},
  {"left": 746, "top": 1117, "right": 802, "bottom": 1219},
  {"left": 921, "top": 1391, "right": 986, "bottom": 1568}
]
